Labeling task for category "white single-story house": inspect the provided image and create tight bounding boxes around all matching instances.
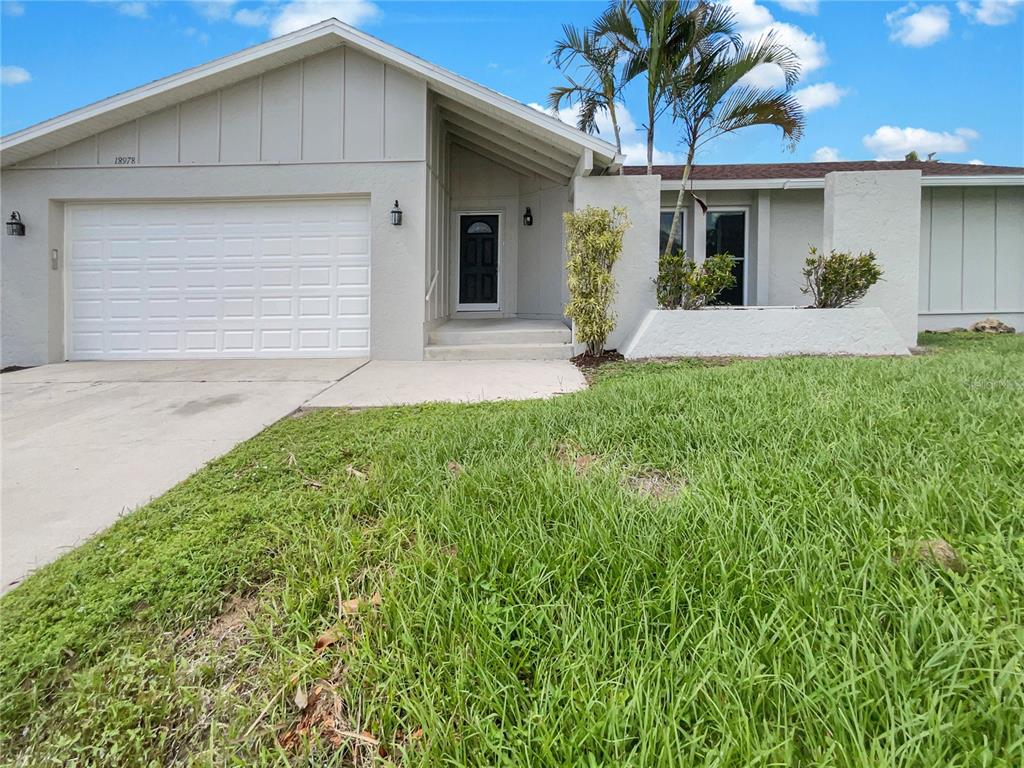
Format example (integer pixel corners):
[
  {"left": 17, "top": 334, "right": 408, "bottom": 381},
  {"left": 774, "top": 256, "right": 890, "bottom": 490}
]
[{"left": 1, "top": 19, "right": 1021, "bottom": 368}]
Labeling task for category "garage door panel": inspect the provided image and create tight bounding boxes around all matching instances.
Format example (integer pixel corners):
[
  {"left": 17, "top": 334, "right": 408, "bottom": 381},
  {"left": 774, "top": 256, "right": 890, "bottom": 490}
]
[{"left": 67, "top": 198, "right": 370, "bottom": 359}]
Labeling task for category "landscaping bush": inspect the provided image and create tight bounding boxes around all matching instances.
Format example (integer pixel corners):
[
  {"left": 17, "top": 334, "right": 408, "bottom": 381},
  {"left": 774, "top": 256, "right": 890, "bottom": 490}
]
[
  {"left": 802, "top": 246, "right": 883, "bottom": 308},
  {"left": 564, "top": 206, "right": 630, "bottom": 355},
  {"left": 656, "top": 250, "right": 736, "bottom": 309}
]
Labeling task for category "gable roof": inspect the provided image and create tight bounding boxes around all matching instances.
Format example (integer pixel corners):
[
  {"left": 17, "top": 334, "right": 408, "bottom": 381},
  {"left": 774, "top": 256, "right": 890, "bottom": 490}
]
[
  {"left": 626, "top": 160, "right": 1024, "bottom": 187},
  {"left": 0, "top": 19, "right": 621, "bottom": 170}
]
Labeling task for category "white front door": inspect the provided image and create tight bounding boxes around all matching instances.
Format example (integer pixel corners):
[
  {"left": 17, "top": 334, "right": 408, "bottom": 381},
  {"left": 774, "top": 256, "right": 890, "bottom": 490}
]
[{"left": 65, "top": 198, "right": 371, "bottom": 359}]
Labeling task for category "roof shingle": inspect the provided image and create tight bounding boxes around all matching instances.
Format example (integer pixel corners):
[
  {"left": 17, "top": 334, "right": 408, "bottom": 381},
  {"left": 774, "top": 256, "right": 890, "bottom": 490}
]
[{"left": 623, "top": 160, "right": 1024, "bottom": 180}]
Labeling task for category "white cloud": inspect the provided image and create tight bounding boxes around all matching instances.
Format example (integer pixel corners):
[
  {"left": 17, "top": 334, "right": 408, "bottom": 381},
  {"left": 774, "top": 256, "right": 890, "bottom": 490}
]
[
  {"left": 269, "top": 0, "right": 380, "bottom": 36},
  {"left": 793, "top": 82, "right": 847, "bottom": 111},
  {"left": 2, "top": 1, "right": 26, "bottom": 17},
  {"left": 968, "top": 158, "right": 986, "bottom": 164},
  {"left": 862, "top": 125, "right": 978, "bottom": 159},
  {"left": 528, "top": 101, "right": 681, "bottom": 166},
  {"left": 776, "top": 0, "right": 818, "bottom": 14},
  {"left": 812, "top": 146, "right": 841, "bottom": 162},
  {"left": 886, "top": 4, "right": 951, "bottom": 47},
  {"left": 619, "top": 141, "right": 683, "bottom": 166},
  {"left": 958, "top": 0, "right": 1023, "bottom": 25},
  {"left": 193, "top": 1, "right": 236, "bottom": 21},
  {"left": 727, "top": 0, "right": 827, "bottom": 88},
  {"left": 1, "top": 65, "right": 31, "bottom": 85},
  {"left": 233, "top": 7, "right": 268, "bottom": 27},
  {"left": 184, "top": 25, "right": 211, "bottom": 44},
  {"left": 117, "top": 1, "right": 148, "bottom": 17}
]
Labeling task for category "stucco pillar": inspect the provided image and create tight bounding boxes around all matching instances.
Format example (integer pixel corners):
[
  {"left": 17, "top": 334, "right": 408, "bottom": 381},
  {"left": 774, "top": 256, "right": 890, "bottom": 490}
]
[
  {"left": 755, "top": 189, "right": 771, "bottom": 305},
  {"left": 691, "top": 196, "right": 707, "bottom": 264},
  {"left": 823, "top": 170, "right": 921, "bottom": 346},
  {"left": 573, "top": 174, "right": 661, "bottom": 350}
]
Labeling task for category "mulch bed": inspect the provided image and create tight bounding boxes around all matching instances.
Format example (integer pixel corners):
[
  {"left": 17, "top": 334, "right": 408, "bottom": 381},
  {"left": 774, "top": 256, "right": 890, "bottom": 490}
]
[{"left": 571, "top": 349, "right": 623, "bottom": 369}]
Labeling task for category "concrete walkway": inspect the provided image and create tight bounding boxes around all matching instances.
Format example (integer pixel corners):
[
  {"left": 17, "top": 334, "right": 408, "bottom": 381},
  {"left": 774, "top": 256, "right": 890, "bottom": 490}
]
[
  {"left": 0, "top": 358, "right": 584, "bottom": 591},
  {"left": 307, "top": 360, "right": 585, "bottom": 407}
]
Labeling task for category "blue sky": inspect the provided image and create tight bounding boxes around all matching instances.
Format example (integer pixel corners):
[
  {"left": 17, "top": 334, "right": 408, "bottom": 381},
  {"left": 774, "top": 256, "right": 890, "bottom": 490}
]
[{"left": 2, "top": 0, "right": 1022, "bottom": 167}]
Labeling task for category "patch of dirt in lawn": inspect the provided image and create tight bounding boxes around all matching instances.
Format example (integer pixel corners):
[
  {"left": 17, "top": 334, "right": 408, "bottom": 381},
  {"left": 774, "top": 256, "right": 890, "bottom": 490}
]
[
  {"left": 623, "top": 469, "right": 686, "bottom": 500},
  {"left": 554, "top": 441, "right": 602, "bottom": 475},
  {"left": 908, "top": 538, "right": 967, "bottom": 575},
  {"left": 174, "top": 592, "right": 260, "bottom": 654}
]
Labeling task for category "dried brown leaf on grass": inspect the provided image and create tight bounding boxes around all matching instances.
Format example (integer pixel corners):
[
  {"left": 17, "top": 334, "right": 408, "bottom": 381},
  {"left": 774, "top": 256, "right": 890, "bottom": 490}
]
[
  {"left": 278, "top": 681, "right": 381, "bottom": 754},
  {"left": 314, "top": 592, "right": 381, "bottom": 653}
]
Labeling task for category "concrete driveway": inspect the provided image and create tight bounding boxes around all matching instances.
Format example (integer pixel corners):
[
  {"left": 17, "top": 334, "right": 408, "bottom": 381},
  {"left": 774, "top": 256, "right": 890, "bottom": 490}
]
[
  {"left": 0, "top": 359, "right": 365, "bottom": 592},
  {"left": 0, "top": 358, "right": 585, "bottom": 592}
]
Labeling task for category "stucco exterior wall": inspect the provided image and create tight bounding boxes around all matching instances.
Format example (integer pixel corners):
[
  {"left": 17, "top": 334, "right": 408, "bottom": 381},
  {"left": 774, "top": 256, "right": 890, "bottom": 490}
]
[
  {"left": 823, "top": 170, "right": 921, "bottom": 346},
  {"left": 0, "top": 162, "right": 427, "bottom": 366},
  {"left": 767, "top": 188, "right": 824, "bottom": 306},
  {"left": 518, "top": 180, "right": 570, "bottom": 319},
  {"left": 574, "top": 174, "right": 660, "bottom": 350},
  {"left": 14, "top": 47, "right": 427, "bottom": 169},
  {"left": 919, "top": 186, "right": 1023, "bottom": 326}
]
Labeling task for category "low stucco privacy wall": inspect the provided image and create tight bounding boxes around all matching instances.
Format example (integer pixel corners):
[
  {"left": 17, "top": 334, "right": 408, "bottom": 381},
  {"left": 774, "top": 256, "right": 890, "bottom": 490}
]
[
  {"left": 621, "top": 307, "right": 910, "bottom": 359},
  {"left": 824, "top": 170, "right": 921, "bottom": 347},
  {"left": 579, "top": 169, "right": 924, "bottom": 353},
  {"left": 573, "top": 174, "right": 661, "bottom": 351}
]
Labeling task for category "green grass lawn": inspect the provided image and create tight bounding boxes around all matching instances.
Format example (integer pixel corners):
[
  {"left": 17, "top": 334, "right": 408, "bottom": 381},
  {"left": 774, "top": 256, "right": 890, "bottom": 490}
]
[{"left": 2, "top": 332, "right": 1023, "bottom": 767}]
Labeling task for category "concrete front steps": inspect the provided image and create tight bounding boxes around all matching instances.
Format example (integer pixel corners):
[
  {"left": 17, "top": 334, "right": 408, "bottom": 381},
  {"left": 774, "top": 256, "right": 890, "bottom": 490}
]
[{"left": 425, "top": 318, "right": 574, "bottom": 361}]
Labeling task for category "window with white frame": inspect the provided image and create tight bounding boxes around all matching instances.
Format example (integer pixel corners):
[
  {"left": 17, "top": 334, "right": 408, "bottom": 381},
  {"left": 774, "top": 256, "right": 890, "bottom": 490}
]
[{"left": 659, "top": 209, "right": 685, "bottom": 256}]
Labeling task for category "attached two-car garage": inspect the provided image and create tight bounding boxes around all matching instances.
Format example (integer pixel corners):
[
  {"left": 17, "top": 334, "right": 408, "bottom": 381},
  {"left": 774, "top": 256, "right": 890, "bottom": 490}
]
[{"left": 65, "top": 197, "right": 371, "bottom": 359}]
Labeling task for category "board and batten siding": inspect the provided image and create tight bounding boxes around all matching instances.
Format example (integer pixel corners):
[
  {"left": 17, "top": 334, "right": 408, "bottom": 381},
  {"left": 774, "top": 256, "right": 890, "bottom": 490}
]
[
  {"left": 425, "top": 93, "right": 451, "bottom": 324},
  {"left": 919, "top": 187, "right": 1024, "bottom": 319},
  {"left": 16, "top": 47, "right": 426, "bottom": 168}
]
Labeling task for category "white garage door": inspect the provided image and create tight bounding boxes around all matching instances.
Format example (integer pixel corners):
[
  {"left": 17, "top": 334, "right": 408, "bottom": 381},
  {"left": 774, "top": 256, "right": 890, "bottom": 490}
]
[{"left": 66, "top": 198, "right": 370, "bottom": 359}]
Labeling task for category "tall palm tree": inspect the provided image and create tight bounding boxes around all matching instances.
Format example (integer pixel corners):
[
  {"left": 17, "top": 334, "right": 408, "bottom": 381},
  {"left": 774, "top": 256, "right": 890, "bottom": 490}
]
[
  {"left": 596, "top": 0, "right": 729, "bottom": 175},
  {"left": 548, "top": 24, "right": 625, "bottom": 166},
  {"left": 661, "top": 13, "right": 805, "bottom": 258}
]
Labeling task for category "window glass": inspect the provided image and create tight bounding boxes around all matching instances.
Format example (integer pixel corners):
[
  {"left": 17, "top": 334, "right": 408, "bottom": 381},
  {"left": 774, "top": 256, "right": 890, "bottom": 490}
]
[
  {"left": 705, "top": 211, "right": 746, "bottom": 306},
  {"left": 659, "top": 211, "right": 685, "bottom": 255},
  {"left": 467, "top": 221, "right": 493, "bottom": 234}
]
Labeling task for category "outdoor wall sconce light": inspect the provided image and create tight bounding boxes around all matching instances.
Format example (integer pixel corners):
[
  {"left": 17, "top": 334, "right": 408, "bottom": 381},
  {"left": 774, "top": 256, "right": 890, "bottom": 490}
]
[
  {"left": 390, "top": 200, "right": 403, "bottom": 226},
  {"left": 6, "top": 211, "right": 26, "bottom": 236},
  {"left": 523, "top": 207, "right": 533, "bottom": 227}
]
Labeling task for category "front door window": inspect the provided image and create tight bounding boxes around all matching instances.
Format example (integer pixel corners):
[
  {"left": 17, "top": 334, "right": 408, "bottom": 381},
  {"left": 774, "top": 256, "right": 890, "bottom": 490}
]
[
  {"left": 459, "top": 214, "right": 499, "bottom": 307},
  {"left": 705, "top": 211, "right": 746, "bottom": 305}
]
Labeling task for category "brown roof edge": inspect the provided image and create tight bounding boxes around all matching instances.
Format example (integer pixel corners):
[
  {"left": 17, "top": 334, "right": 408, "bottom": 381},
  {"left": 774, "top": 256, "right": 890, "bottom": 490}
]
[{"left": 624, "top": 160, "right": 1024, "bottom": 180}]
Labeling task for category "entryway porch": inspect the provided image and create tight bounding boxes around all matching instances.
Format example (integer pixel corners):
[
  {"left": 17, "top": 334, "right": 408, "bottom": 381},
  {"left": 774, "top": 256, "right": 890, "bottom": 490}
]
[{"left": 425, "top": 317, "right": 573, "bottom": 360}]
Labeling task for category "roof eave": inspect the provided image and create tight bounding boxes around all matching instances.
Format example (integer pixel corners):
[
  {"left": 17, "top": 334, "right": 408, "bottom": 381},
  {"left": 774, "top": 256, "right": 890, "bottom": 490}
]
[
  {"left": 1, "top": 18, "right": 617, "bottom": 169},
  {"left": 656, "top": 173, "right": 1024, "bottom": 191}
]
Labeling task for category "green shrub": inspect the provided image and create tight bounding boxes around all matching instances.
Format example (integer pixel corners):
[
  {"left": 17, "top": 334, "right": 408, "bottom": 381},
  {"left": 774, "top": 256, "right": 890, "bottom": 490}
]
[
  {"left": 564, "top": 206, "right": 630, "bottom": 355},
  {"left": 801, "top": 246, "right": 883, "bottom": 308},
  {"left": 655, "top": 250, "right": 736, "bottom": 310}
]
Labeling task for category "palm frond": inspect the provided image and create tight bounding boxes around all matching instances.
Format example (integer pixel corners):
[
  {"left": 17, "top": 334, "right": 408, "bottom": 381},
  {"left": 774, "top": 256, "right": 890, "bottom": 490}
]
[{"left": 714, "top": 86, "right": 805, "bottom": 146}]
